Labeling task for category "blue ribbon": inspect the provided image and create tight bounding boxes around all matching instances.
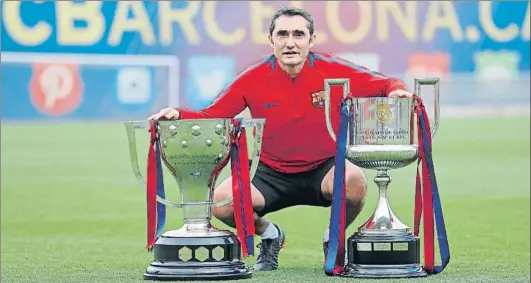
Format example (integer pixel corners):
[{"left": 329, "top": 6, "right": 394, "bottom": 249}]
[
  {"left": 325, "top": 100, "right": 352, "bottom": 275},
  {"left": 418, "top": 110, "right": 450, "bottom": 273},
  {"left": 153, "top": 120, "right": 166, "bottom": 240}
]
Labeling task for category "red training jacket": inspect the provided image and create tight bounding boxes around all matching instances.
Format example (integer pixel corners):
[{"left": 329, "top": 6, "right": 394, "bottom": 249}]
[{"left": 179, "top": 52, "right": 407, "bottom": 173}]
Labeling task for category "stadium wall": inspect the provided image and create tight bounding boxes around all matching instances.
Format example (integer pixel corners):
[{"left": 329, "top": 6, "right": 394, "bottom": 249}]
[{"left": 1, "top": 1, "right": 529, "bottom": 121}]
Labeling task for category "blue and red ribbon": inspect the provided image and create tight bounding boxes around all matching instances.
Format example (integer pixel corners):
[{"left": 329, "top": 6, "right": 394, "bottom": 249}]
[
  {"left": 412, "top": 95, "right": 450, "bottom": 274},
  {"left": 230, "top": 118, "right": 255, "bottom": 257},
  {"left": 146, "top": 120, "right": 166, "bottom": 251},
  {"left": 325, "top": 96, "right": 353, "bottom": 275}
]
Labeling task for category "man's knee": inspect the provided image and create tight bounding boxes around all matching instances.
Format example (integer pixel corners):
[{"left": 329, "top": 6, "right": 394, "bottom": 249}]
[
  {"left": 212, "top": 178, "right": 235, "bottom": 221},
  {"left": 345, "top": 164, "right": 368, "bottom": 203},
  {"left": 322, "top": 161, "right": 368, "bottom": 203},
  {"left": 211, "top": 177, "right": 266, "bottom": 221}
]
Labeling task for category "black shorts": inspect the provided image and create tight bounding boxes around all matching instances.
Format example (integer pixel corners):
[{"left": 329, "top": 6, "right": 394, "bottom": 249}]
[{"left": 251, "top": 158, "right": 335, "bottom": 217}]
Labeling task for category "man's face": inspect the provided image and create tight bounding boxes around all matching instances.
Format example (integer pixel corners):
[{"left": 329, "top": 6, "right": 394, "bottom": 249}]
[{"left": 269, "top": 15, "right": 315, "bottom": 67}]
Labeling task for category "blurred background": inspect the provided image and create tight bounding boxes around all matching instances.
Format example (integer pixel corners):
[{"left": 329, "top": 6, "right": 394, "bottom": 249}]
[
  {"left": 1, "top": 1, "right": 529, "bottom": 119},
  {"left": 1, "top": 1, "right": 530, "bottom": 282}
]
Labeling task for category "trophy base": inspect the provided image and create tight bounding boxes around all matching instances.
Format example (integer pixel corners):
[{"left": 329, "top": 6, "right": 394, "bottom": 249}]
[
  {"left": 340, "top": 231, "right": 427, "bottom": 279},
  {"left": 143, "top": 231, "right": 251, "bottom": 281}
]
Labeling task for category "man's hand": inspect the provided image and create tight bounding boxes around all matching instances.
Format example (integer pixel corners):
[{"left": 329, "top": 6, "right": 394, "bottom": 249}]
[
  {"left": 147, "top": 108, "right": 180, "bottom": 120},
  {"left": 388, "top": 89, "right": 414, "bottom": 98}
]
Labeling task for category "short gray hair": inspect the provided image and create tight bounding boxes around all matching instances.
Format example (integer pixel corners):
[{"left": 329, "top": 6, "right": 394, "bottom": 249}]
[{"left": 269, "top": 6, "right": 315, "bottom": 36}]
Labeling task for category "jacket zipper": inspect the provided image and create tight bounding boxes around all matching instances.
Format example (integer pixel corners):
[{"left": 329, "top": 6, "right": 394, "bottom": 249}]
[{"left": 291, "top": 77, "right": 299, "bottom": 118}]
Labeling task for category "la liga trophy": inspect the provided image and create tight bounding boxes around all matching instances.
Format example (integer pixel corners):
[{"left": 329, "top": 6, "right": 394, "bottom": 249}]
[
  {"left": 124, "top": 118, "right": 265, "bottom": 281},
  {"left": 323, "top": 78, "right": 448, "bottom": 278}
]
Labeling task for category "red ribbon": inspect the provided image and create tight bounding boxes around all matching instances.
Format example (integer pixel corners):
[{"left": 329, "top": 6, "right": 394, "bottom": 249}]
[
  {"left": 207, "top": 118, "right": 255, "bottom": 257},
  {"left": 146, "top": 120, "right": 158, "bottom": 250},
  {"left": 412, "top": 95, "right": 435, "bottom": 272}
]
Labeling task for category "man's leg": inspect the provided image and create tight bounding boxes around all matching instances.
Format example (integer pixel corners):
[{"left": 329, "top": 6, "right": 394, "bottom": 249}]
[
  {"left": 320, "top": 159, "right": 368, "bottom": 256},
  {"left": 211, "top": 177, "right": 270, "bottom": 234},
  {"left": 211, "top": 168, "right": 289, "bottom": 271}
]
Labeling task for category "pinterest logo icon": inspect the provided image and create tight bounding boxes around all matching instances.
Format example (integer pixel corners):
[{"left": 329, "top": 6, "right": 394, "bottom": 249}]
[{"left": 29, "top": 63, "right": 84, "bottom": 116}]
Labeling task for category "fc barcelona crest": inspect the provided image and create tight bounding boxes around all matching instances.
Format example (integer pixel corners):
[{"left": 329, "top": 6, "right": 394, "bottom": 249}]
[
  {"left": 310, "top": 90, "right": 325, "bottom": 108},
  {"left": 376, "top": 102, "right": 392, "bottom": 124}
]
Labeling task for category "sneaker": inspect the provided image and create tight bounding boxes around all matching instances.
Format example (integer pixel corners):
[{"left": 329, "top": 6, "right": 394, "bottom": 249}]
[{"left": 253, "top": 225, "right": 286, "bottom": 271}]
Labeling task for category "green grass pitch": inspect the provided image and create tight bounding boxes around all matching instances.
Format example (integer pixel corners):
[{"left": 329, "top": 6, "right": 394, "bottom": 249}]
[{"left": 1, "top": 117, "right": 529, "bottom": 283}]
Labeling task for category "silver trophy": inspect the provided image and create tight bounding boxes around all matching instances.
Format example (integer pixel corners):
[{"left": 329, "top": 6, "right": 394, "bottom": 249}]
[
  {"left": 324, "top": 78, "right": 440, "bottom": 278},
  {"left": 124, "top": 118, "right": 265, "bottom": 281}
]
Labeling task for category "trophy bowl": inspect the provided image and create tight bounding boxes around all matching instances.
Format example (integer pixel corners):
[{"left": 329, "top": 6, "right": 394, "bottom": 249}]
[
  {"left": 124, "top": 118, "right": 265, "bottom": 281},
  {"left": 346, "top": 144, "right": 418, "bottom": 170}
]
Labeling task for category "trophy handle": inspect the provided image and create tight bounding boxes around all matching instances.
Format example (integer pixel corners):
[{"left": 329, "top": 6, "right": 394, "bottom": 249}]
[
  {"left": 414, "top": 77, "right": 440, "bottom": 137},
  {"left": 233, "top": 118, "right": 265, "bottom": 181},
  {"left": 124, "top": 121, "right": 147, "bottom": 187},
  {"left": 124, "top": 120, "right": 187, "bottom": 208},
  {"left": 324, "top": 78, "right": 351, "bottom": 142},
  {"left": 211, "top": 118, "right": 266, "bottom": 208}
]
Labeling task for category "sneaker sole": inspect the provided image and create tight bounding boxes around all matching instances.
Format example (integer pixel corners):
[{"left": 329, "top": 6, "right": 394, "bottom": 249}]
[{"left": 280, "top": 237, "right": 286, "bottom": 252}]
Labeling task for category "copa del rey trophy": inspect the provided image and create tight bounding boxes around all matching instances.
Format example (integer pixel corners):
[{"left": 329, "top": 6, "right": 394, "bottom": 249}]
[
  {"left": 124, "top": 118, "right": 265, "bottom": 281},
  {"left": 323, "top": 78, "right": 450, "bottom": 278}
]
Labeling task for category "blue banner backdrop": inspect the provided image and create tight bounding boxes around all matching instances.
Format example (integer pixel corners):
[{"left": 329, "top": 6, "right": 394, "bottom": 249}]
[{"left": 1, "top": 1, "right": 529, "bottom": 120}]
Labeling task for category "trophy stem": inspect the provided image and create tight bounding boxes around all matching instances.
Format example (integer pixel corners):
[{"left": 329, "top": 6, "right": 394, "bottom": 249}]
[
  {"left": 358, "top": 170, "right": 409, "bottom": 234},
  {"left": 374, "top": 170, "right": 391, "bottom": 199},
  {"left": 182, "top": 205, "right": 212, "bottom": 224},
  {"left": 183, "top": 218, "right": 210, "bottom": 226}
]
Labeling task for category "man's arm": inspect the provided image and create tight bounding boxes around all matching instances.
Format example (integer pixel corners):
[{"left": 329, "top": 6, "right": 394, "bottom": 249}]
[{"left": 178, "top": 77, "right": 248, "bottom": 120}]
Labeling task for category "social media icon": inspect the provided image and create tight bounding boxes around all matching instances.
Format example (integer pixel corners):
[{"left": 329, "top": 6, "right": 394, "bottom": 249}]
[
  {"left": 474, "top": 50, "right": 520, "bottom": 80},
  {"left": 29, "top": 63, "right": 84, "bottom": 116},
  {"left": 185, "top": 56, "right": 236, "bottom": 109},
  {"left": 117, "top": 67, "right": 152, "bottom": 104},
  {"left": 407, "top": 53, "right": 450, "bottom": 78}
]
